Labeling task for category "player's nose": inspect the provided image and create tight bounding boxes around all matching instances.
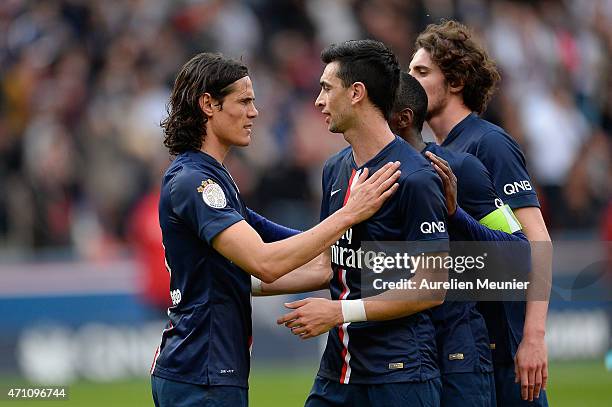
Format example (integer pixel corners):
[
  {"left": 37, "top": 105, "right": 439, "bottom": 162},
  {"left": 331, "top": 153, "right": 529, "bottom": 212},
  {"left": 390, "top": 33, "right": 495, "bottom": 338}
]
[
  {"left": 315, "top": 91, "right": 325, "bottom": 108},
  {"left": 248, "top": 104, "right": 258, "bottom": 118}
]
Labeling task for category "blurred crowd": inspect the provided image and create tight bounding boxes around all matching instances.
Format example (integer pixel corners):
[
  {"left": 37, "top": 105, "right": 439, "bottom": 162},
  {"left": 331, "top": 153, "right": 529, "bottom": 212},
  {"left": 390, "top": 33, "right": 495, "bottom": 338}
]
[{"left": 1, "top": 0, "right": 611, "bottom": 259}]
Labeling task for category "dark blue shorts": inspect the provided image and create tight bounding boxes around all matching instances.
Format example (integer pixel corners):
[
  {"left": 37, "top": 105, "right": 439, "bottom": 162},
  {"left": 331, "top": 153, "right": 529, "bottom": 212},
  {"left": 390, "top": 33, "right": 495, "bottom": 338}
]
[
  {"left": 441, "top": 372, "right": 495, "bottom": 407},
  {"left": 494, "top": 363, "right": 548, "bottom": 407},
  {"left": 151, "top": 374, "right": 247, "bottom": 407},
  {"left": 305, "top": 375, "right": 442, "bottom": 407}
]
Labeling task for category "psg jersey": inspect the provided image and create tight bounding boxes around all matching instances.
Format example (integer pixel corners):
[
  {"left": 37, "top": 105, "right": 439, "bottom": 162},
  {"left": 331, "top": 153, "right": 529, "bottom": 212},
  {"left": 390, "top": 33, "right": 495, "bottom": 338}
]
[
  {"left": 441, "top": 113, "right": 539, "bottom": 362},
  {"left": 317, "top": 136, "right": 449, "bottom": 384},
  {"left": 152, "top": 150, "right": 252, "bottom": 388}
]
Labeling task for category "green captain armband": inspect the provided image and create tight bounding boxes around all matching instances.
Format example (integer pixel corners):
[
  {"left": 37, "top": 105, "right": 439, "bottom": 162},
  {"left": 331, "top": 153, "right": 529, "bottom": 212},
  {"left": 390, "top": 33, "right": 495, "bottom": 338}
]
[{"left": 478, "top": 204, "right": 522, "bottom": 234}]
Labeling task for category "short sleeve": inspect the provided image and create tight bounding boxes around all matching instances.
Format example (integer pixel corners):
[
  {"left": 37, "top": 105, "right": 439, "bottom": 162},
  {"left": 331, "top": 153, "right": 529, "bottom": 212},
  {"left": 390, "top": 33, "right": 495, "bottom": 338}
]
[
  {"left": 399, "top": 169, "right": 450, "bottom": 252},
  {"left": 475, "top": 131, "right": 540, "bottom": 209},
  {"left": 170, "top": 171, "right": 244, "bottom": 245},
  {"left": 456, "top": 154, "right": 500, "bottom": 220}
]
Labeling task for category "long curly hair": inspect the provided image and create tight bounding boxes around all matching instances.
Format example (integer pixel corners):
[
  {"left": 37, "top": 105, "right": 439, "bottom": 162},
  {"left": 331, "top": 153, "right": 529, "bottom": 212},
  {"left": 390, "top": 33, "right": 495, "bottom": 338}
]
[
  {"left": 415, "top": 20, "right": 500, "bottom": 115},
  {"left": 161, "top": 53, "right": 248, "bottom": 156}
]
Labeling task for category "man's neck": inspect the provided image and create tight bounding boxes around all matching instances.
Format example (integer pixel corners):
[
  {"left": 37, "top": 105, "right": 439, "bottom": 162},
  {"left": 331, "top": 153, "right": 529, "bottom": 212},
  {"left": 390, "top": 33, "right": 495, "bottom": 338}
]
[
  {"left": 344, "top": 113, "right": 396, "bottom": 167},
  {"left": 201, "top": 132, "right": 230, "bottom": 164},
  {"left": 400, "top": 129, "right": 427, "bottom": 152},
  {"left": 427, "top": 102, "right": 472, "bottom": 145}
]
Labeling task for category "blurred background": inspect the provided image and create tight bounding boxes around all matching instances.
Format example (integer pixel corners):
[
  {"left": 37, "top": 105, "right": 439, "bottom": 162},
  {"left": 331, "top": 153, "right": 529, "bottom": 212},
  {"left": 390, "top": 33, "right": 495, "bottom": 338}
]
[{"left": 0, "top": 0, "right": 610, "bottom": 405}]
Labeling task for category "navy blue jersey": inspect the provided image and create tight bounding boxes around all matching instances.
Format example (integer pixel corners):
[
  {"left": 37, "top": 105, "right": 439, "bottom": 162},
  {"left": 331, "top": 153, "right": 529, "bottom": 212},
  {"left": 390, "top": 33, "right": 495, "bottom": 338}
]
[
  {"left": 423, "top": 143, "right": 501, "bottom": 227},
  {"left": 441, "top": 114, "right": 536, "bottom": 362},
  {"left": 422, "top": 143, "right": 496, "bottom": 375},
  {"left": 318, "top": 137, "right": 449, "bottom": 384},
  {"left": 152, "top": 150, "right": 251, "bottom": 388},
  {"left": 441, "top": 113, "right": 539, "bottom": 210}
]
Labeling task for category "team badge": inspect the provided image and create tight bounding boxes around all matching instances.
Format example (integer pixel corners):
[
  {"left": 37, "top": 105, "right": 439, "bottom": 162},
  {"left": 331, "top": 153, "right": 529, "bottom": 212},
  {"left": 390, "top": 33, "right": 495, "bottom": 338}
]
[{"left": 197, "top": 179, "right": 227, "bottom": 208}]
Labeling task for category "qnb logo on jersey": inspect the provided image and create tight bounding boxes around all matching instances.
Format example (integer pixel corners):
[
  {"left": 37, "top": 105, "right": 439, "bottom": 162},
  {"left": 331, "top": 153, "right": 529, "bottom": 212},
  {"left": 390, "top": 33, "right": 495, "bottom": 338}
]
[
  {"left": 420, "top": 221, "right": 446, "bottom": 234},
  {"left": 503, "top": 180, "right": 532, "bottom": 195},
  {"left": 170, "top": 289, "right": 182, "bottom": 306}
]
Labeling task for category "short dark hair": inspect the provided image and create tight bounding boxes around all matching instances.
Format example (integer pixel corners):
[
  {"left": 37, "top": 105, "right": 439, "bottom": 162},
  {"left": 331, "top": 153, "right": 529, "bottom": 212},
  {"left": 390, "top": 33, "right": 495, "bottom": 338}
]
[
  {"left": 161, "top": 53, "right": 249, "bottom": 156},
  {"left": 321, "top": 39, "right": 400, "bottom": 120},
  {"left": 393, "top": 72, "right": 428, "bottom": 133},
  {"left": 415, "top": 20, "right": 500, "bottom": 114}
]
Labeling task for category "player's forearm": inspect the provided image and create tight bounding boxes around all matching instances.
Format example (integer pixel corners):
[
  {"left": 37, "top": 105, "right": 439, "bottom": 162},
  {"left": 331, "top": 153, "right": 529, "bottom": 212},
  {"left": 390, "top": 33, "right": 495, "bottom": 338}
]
[
  {"left": 363, "top": 298, "right": 442, "bottom": 321},
  {"left": 515, "top": 207, "right": 552, "bottom": 338},
  {"left": 344, "top": 258, "right": 448, "bottom": 322},
  {"left": 524, "top": 302, "right": 548, "bottom": 338},
  {"left": 257, "top": 257, "right": 332, "bottom": 296},
  {"left": 254, "top": 208, "right": 354, "bottom": 283}
]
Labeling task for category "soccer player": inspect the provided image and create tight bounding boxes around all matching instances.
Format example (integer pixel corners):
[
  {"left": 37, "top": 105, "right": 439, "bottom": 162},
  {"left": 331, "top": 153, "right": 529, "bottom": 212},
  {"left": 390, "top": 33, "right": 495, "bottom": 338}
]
[
  {"left": 410, "top": 20, "right": 552, "bottom": 405},
  {"left": 275, "top": 40, "right": 450, "bottom": 407},
  {"left": 150, "top": 52, "right": 401, "bottom": 407},
  {"left": 390, "top": 71, "right": 529, "bottom": 406}
]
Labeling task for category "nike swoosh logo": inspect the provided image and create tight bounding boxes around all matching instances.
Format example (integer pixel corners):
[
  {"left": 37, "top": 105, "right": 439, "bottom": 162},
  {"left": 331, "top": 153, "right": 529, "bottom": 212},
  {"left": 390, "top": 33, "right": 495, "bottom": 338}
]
[{"left": 331, "top": 189, "right": 341, "bottom": 197}]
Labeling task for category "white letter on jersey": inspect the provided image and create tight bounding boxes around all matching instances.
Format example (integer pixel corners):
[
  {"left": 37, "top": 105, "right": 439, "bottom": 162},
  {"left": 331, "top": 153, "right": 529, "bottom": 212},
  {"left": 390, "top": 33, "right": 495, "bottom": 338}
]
[
  {"left": 420, "top": 221, "right": 446, "bottom": 234},
  {"left": 503, "top": 180, "right": 532, "bottom": 195}
]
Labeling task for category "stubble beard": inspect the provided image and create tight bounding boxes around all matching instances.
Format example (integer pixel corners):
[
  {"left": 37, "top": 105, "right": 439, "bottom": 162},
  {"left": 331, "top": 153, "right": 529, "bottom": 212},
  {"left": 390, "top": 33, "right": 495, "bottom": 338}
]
[
  {"left": 426, "top": 82, "right": 450, "bottom": 121},
  {"left": 328, "top": 114, "right": 346, "bottom": 134},
  {"left": 426, "top": 94, "right": 448, "bottom": 121}
]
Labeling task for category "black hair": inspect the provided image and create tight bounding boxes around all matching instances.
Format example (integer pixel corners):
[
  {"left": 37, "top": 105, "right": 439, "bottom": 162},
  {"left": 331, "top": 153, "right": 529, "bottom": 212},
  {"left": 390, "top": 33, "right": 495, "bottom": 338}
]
[
  {"left": 321, "top": 39, "right": 400, "bottom": 120},
  {"left": 161, "top": 52, "right": 249, "bottom": 156},
  {"left": 393, "top": 72, "right": 428, "bottom": 133}
]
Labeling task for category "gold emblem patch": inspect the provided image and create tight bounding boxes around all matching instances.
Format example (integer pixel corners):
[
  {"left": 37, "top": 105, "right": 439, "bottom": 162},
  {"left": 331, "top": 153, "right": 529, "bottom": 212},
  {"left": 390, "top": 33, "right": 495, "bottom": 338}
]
[
  {"left": 197, "top": 180, "right": 227, "bottom": 209},
  {"left": 448, "top": 353, "right": 464, "bottom": 360},
  {"left": 388, "top": 362, "right": 404, "bottom": 370}
]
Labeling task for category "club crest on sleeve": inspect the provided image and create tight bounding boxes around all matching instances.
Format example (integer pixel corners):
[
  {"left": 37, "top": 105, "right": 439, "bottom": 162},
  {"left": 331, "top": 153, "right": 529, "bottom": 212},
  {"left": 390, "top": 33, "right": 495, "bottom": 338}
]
[{"left": 197, "top": 179, "right": 227, "bottom": 209}]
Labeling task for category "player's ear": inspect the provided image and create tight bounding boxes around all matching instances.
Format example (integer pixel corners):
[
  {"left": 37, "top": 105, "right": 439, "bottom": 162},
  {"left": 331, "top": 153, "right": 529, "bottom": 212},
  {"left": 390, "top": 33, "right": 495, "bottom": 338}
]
[
  {"left": 199, "top": 93, "right": 215, "bottom": 117},
  {"left": 351, "top": 82, "right": 366, "bottom": 104},
  {"left": 398, "top": 108, "right": 414, "bottom": 130},
  {"left": 448, "top": 79, "right": 464, "bottom": 94}
]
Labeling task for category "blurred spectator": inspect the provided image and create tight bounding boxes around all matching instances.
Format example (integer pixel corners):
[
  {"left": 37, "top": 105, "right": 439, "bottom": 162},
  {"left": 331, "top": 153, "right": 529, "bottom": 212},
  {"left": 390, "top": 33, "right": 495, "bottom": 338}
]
[
  {"left": 518, "top": 83, "right": 590, "bottom": 228},
  {"left": 0, "top": 0, "right": 610, "bottom": 259}
]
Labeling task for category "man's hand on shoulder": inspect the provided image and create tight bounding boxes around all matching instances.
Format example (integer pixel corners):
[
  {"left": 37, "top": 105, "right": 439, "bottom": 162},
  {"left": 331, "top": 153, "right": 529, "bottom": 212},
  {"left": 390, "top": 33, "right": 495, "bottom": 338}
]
[{"left": 425, "top": 151, "right": 457, "bottom": 216}]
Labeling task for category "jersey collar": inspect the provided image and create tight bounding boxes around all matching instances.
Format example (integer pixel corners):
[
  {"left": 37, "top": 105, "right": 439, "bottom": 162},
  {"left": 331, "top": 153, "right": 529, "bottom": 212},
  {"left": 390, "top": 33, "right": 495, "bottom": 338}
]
[
  {"left": 349, "top": 136, "right": 401, "bottom": 170},
  {"left": 422, "top": 142, "right": 437, "bottom": 154},
  {"left": 185, "top": 150, "right": 239, "bottom": 189},
  {"left": 186, "top": 149, "right": 224, "bottom": 168},
  {"left": 441, "top": 112, "right": 477, "bottom": 147}
]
